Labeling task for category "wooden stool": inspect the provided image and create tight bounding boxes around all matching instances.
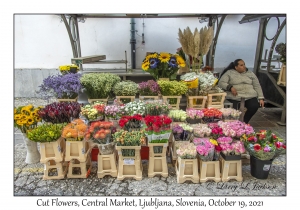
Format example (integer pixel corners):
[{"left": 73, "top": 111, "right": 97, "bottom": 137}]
[
  {"left": 65, "top": 140, "right": 91, "bottom": 162},
  {"left": 67, "top": 154, "right": 92, "bottom": 179},
  {"left": 187, "top": 96, "right": 207, "bottom": 109},
  {"left": 175, "top": 157, "right": 199, "bottom": 183},
  {"left": 40, "top": 137, "right": 65, "bottom": 164},
  {"left": 116, "top": 146, "right": 142, "bottom": 181},
  {"left": 220, "top": 156, "right": 243, "bottom": 182},
  {"left": 162, "top": 96, "right": 182, "bottom": 109},
  {"left": 97, "top": 153, "right": 117, "bottom": 178},
  {"left": 148, "top": 143, "right": 168, "bottom": 178},
  {"left": 43, "top": 160, "right": 68, "bottom": 180},
  {"left": 206, "top": 92, "right": 227, "bottom": 109},
  {"left": 199, "top": 159, "right": 221, "bottom": 183}
]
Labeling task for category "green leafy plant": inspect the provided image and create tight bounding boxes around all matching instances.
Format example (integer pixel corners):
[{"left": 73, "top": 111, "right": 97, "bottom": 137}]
[
  {"left": 80, "top": 73, "right": 121, "bottom": 99},
  {"left": 27, "top": 123, "right": 67, "bottom": 143},
  {"left": 113, "top": 80, "right": 139, "bottom": 96},
  {"left": 157, "top": 80, "right": 188, "bottom": 96}
]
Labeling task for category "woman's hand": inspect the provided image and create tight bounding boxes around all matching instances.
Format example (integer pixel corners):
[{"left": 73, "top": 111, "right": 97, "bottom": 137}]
[
  {"left": 259, "top": 99, "right": 265, "bottom": 108},
  {"left": 231, "top": 87, "right": 238, "bottom": 96}
]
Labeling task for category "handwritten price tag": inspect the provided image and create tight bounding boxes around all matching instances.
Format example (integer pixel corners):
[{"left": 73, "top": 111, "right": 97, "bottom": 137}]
[{"left": 124, "top": 158, "right": 134, "bottom": 165}]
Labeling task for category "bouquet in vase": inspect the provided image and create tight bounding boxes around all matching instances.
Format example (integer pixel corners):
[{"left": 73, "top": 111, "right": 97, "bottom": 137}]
[
  {"left": 192, "top": 123, "right": 212, "bottom": 137},
  {"left": 118, "top": 114, "right": 144, "bottom": 131},
  {"left": 61, "top": 119, "right": 88, "bottom": 141},
  {"left": 141, "top": 52, "right": 186, "bottom": 80},
  {"left": 196, "top": 138, "right": 215, "bottom": 161},
  {"left": 186, "top": 108, "right": 204, "bottom": 124},
  {"left": 219, "top": 108, "right": 241, "bottom": 121},
  {"left": 80, "top": 101, "right": 106, "bottom": 122},
  {"left": 202, "top": 108, "right": 223, "bottom": 123}
]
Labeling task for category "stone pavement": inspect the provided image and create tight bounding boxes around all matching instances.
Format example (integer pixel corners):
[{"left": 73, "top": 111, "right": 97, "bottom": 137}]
[{"left": 13, "top": 101, "right": 287, "bottom": 197}]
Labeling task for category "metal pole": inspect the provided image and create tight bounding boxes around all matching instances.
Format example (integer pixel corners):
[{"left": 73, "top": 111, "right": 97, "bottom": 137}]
[
  {"left": 130, "top": 18, "right": 136, "bottom": 70},
  {"left": 61, "top": 15, "right": 77, "bottom": 58},
  {"left": 253, "top": 18, "right": 266, "bottom": 75}
]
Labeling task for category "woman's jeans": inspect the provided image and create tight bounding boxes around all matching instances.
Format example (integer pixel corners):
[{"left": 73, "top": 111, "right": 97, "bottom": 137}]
[{"left": 226, "top": 97, "right": 259, "bottom": 124}]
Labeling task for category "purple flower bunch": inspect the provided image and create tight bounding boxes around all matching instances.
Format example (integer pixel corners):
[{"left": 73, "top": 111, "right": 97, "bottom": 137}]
[
  {"left": 38, "top": 73, "right": 82, "bottom": 99},
  {"left": 186, "top": 108, "right": 204, "bottom": 119},
  {"left": 217, "top": 136, "right": 233, "bottom": 144},
  {"left": 172, "top": 124, "right": 184, "bottom": 134},
  {"left": 217, "top": 121, "right": 254, "bottom": 138},
  {"left": 138, "top": 80, "right": 160, "bottom": 96}
]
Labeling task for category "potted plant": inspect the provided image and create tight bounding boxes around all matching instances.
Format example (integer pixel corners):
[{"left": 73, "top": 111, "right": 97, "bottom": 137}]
[
  {"left": 157, "top": 80, "right": 188, "bottom": 108},
  {"left": 14, "top": 104, "right": 43, "bottom": 164},
  {"left": 138, "top": 80, "right": 161, "bottom": 100},
  {"left": 59, "top": 64, "right": 79, "bottom": 75},
  {"left": 37, "top": 73, "right": 82, "bottom": 101},
  {"left": 80, "top": 73, "right": 121, "bottom": 102},
  {"left": 38, "top": 101, "right": 81, "bottom": 124},
  {"left": 113, "top": 80, "right": 139, "bottom": 103},
  {"left": 80, "top": 101, "right": 106, "bottom": 123},
  {"left": 141, "top": 52, "right": 186, "bottom": 80},
  {"left": 241, "top": 130, "right": 286, "bottom": 179}
]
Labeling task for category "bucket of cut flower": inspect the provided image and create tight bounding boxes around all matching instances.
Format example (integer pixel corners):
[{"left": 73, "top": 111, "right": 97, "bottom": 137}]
[{"left": 241, "top": 130, "right": 286, "bottom": 179}]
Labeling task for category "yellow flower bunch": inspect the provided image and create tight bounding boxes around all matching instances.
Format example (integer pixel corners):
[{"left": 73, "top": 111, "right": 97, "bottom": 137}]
[
  {"left": 14, "top": 104, "right": 43, "bottom": 134},
  {"left": 141, "top": 52, "right": 185, "bottom": 80},
  {"left": 157, "top": 80, "right": 188, "bottom": 96},
  {"left": 209, "top": 139, "right": 218, "bottom": 146},
  {"left": 59, "top": 64, "right": 79, "bottom": 75}
]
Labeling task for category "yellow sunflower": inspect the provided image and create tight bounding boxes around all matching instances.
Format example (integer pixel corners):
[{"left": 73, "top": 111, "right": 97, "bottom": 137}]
[
  {"left": 146, "top": 53, "right": 158, "bottom": 60},
  {"left": 35, "top": 117, "right": 42, "bottom": 122},
  {"left": 158, "top": 52, "right": 171, "bottom": 63},
  {"left": 21, "top": 107, "right": 30, "bottom": 115},
  {"left": 14, "top": 108, "right": 17, "bottom": 114},
  {"left": 14, "top": 114, "right": 22, "bottom": 120},
  {"left": 141, "top": 61, "right": 150, "bottom": 71},
  {"left": 175, "top": 55, "right": 186, "bottom": 67},
  {"left": 17, "top": 119, "right": 26, "bottom": 126},
  {"left": 26, "top": 117, "right": 35, "bottom": 125}
]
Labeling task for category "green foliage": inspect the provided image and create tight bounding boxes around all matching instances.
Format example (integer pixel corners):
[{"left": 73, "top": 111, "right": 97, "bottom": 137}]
[
  {"left": 27, "top": 123, "right": 66, "bottom": 143},
  {"left": 113, "top": 81, "right": 139, "bottom": 96},
  {"left": 80, "top": 73, "right": 121, "bottom": 98},
  {"left": 157, "top": 80, "right": 188, "bottom": 96}
]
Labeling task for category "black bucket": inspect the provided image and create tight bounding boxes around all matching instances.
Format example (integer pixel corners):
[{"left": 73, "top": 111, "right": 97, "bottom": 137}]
[{"left": 250, "top": 155, "right": 273, "bottom": 179}]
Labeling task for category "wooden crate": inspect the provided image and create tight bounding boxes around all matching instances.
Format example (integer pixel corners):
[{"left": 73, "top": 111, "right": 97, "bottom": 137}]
[
  {"left": 187, "top": 96, "right": 207, "bottom": 109},
  {"left": 43, "top": 160, "right": 68, "bottom": 180},
  {"left": 115, "top": 96, "right": 136, "bottom": 104},
  {"left": 206, "top": 92, "right": 227, "bottom": 109},
  {"left": 87, "top": 98, "right": 109, "bottom": 104},
  {"left": 139, "top": 96, "right": 159, "bottom": 101},
  {"left": 97, "top": 153, "right": 118, "bottom": 178},
  {"left": 116, "top": 146, "right": 142, "bottom": 181},
  {"left": 162, "top": 96, "right": 182, "bottom": 109},
  {"left": 57, "top": 97, "right": 78, "bottom": 102},
  {"left": 199, "top": 159, "right": 221, "bottom": 183},
  {"left": 175, "top": 157, "right": 199, "bottom": 183},
  {"left": 65, "top": 140, "right": 91, "bottom": 162},
  {"left": 148, "top": 143, "right": 168, "bottom": 178},
  {"left": 40, "top": 137, "right": 65, "bottom": 164},
  {"left": 67, "top": 155, "right": 92, "bottom": 179},
  {"left": 220, "top": 155, "right": 243, "bottom": 182}
]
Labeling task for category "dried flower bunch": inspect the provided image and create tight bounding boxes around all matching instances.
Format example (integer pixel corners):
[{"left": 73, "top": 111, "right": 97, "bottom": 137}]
[
  {"left": 141, "top": 52, "right": 186, "bottom": 80},
  {"left": 61, "top": 119, "right": 88, "bottom": 141},
  {"left": 27, "top": 123, "right": 67, "bottom": 143},
  {"left": 80, "top": 73, "right": 121, "bottom": 99},
  {"left": 241, "top": 130, "right": 286, "bottom": 160},
  {"left": 37, "top": 73, "right": 82, "bottom": 99},
  {"left": 113, "top": 80, "right": 139, "bottom": 96},
  {"left": 38, "top": 102, "right": 81, "bottom": 124},
  {"left": 178, "top": 26, "right": 214, "bottom": 72},
  {"left": 275, "top": 43, "right": 286, "bottom": 65},
  {"left": 138, "top": 80, "right": 161, "bottom": 96},
  {"left": 14, "top": 104, "right": 43, "bottom": 134}
]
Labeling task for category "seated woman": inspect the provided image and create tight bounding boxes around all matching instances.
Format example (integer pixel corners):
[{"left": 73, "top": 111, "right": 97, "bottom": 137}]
[{"left": 218, "top": 59, "right": 264, "bottom": 124}]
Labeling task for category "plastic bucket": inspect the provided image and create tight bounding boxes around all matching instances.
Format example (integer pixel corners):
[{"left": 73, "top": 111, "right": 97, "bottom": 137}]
[{"left": 250, "top": 155, "right": 273, "bottom": 179}]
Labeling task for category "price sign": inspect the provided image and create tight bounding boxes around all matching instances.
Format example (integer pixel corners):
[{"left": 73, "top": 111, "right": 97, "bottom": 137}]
[{"left": 124, "top": 158, "right": 134, "bottom": 165}]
